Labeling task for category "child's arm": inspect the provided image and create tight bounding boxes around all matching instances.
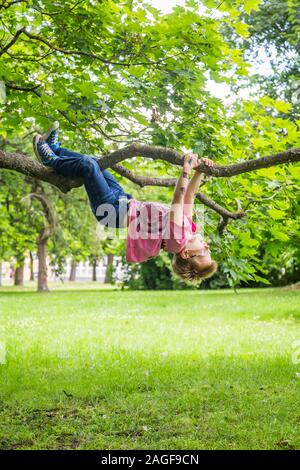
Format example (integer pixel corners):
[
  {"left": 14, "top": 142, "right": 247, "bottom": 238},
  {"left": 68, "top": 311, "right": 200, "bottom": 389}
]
[
  {"left": 184, "top": 158, "right": 214, "bottom": 218},
  {"left": 170, "top": 153, "right": 199, "bottom": 226}
]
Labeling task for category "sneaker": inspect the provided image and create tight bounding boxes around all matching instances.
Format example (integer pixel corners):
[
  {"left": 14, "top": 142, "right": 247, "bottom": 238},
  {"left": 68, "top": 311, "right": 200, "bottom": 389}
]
[
  {"left": 33, "top": 135, "right": 57, "bottom": 165},
  {"left": 42, "top": 121, "right": 60, "bottom": 150}
]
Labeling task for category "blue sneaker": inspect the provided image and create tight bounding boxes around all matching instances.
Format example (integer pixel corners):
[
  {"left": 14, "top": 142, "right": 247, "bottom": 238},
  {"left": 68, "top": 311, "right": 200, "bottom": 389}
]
[
  {"left": 33, "top": 135, "right": 57, "bottom": 165},
  {"left": 42, "top": 121, "right": 60, "bottom": 150}
]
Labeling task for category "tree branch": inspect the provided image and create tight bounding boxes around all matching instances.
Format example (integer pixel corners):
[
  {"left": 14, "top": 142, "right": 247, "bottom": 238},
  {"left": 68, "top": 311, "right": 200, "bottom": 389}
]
[
  {"left": 196, "top": 192, "right": 245, "bottom": 220},
  {"left": 6, "top": 82, "right": 41, "bottom": 95},
  {"left": 112, "top": 163, "right": 177, "bottom": 187},
  {"left": 23, "top": 192, "right": 56, "bottom": 237},
  {"left": 195, "top": 147, "right": 300, "bottom": 177},
  {"left": 98, "top": 145, "right": 300, "bottom": 176},
  {"left": 1, "top": 145, "right": 299, "bottom": 195},
  {"left": 0, "top": 27, "right": 25, "bottom": 57},
  {"left": 0, "top": 0, "right": 28, "bottom": 10},
  {"left": 21, "top": 30, "right": 167, "bottom": 67},
  {"left": 218, "top": 216, "right": 230, "bottom": 235},
  {"left": 99, "top": 144, "right": 183, "bottom": 168},
  {"left": 1, "top": 143, "right": 298, "bottom": 225},
  {"left": 0, "top": 149, "right": 80, "bottom": 192}
]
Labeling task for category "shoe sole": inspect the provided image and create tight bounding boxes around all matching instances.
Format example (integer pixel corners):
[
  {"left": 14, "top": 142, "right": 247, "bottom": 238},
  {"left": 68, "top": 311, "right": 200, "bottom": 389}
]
[
  {"left": 33, "top": 134, "right": 43, "bottom": 164},
  {"left": 42, "top": 121, "right": 59, "bottom": 142}
]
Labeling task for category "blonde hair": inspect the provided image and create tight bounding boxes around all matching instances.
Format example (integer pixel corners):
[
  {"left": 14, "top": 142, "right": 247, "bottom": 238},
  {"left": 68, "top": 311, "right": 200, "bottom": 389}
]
[{"left": 172, "top": 253, "right": 218, "bottom": 283}]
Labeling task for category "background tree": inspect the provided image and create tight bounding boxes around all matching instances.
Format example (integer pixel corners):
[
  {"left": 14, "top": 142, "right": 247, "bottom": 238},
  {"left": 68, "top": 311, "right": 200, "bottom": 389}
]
[
  {"left": 241, "top": 0, "right": 299, "bottom": 120},
  {"left": 23, "top": 185, "right": 57, "bottom": 291},
  {"left": 48, "top": 189, "right": 93, "bottom": 281},
  {"left": 0, "top": 169, "right": 37, "bottom": 286}
]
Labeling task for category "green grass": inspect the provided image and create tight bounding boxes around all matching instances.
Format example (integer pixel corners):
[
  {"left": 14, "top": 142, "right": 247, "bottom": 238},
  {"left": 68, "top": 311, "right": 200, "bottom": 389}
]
[{"left": 0, "top": 284, "right": 300, "bottom": 450}]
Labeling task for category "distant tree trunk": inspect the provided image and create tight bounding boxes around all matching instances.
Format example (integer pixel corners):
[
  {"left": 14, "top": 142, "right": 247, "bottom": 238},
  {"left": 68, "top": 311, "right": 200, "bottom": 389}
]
[
  {"left": 104, "top": 254, "right": 114, "bottom": 284},
  {"left": 92, "top": 260, "right": 97, "bottom": 282},
  {"left": 37, "top": 228, "right": 50, "bottom": 292},
  {"left": 69, "top": 260, "right": 77, "bottom": 281},
  {"left": 14, "top": 262, "right": 24, "bottom": 286},
  {"left": 9, "top": 264, "right": 15, "bottom": 280},
  {"left": 0, "top": 261, "right": 2, "bottom": 286},
  {"left": 29, "top": 251, "right": 34, "bottom": 281},
  {"left": 26, "top": 189, "right": 55, "bottom": 292}
]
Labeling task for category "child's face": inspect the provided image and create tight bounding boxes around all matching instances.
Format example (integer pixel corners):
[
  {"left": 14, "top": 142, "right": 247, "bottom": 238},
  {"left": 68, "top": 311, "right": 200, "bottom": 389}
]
[{"left": 183, "top": 235, "right": 212, "bottom": 262}]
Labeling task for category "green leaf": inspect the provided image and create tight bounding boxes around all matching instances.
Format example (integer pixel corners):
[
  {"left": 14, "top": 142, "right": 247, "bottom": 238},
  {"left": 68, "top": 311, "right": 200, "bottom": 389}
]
[
  {"left": 244, "top": 0, "right": 262, "bottom": 15},
  {"left": 270, "top": 228, "right": 289, "bottom": 241},
  {"left": 234, "top": 22, "right": 250, "bottom": 38},
  {"left": 252, "top": 274, "right": 271, "bottom": 285},
  {"left": 251, "top": 136, "right": 270, "bottom": 149},
  {"left": 239, "top": 232, "right": 258, "bottom": 247},
  {"left": 128, "top": 65, "right": 145, "bottom": 78},
  {"left": 289, "top": 166, "right": 300, "bottom": 180},
  {"left": 268, "top": 209, "right": 284, "bottom": 220},
  {"left": 273, "top": 101, "right": 292, "bottom": 113}
]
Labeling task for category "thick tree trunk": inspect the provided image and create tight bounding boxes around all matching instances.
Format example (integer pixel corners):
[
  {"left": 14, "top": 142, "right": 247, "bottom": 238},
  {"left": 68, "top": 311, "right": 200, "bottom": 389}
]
[
  {"left": 92, "top": 260, "right": 97, "bottom": 282},
  {"left": 14, "top": 262, "right": 24, "bottom": 286},
  {"left": 104, "top": 254, "right": 114, "bottom": 284},
  {"left": 29, "top": 251, "right": 34, "bottom": 281},
  {"left": 37, "top": 234, "right": 49, "bottom": 292},
  {"left": 69, "top": 260, "right": 77, "bottom": 282}
]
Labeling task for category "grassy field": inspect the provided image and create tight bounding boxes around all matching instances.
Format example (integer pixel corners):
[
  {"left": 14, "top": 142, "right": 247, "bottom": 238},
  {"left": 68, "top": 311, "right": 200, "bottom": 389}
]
[{"left": 0, "top": 284, "right": 300, "bottom": 450}]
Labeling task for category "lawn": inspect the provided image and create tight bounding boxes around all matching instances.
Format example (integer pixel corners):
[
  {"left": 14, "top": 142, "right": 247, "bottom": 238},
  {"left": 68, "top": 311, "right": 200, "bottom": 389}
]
[{"left": 0, "top": 284, "right": 300, "bottom": 450}]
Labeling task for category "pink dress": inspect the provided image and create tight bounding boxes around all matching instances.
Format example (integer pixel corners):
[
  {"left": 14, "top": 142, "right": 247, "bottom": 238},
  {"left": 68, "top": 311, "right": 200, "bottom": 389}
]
[{"left": 126, "top": 199, "right": 197, "bottom": 263}]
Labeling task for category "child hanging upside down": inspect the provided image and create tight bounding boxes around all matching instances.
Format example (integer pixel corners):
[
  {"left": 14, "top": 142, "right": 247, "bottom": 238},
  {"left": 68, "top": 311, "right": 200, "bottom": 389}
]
[{"left": 33, "top": 122, "right": 218, "bottom": 283}]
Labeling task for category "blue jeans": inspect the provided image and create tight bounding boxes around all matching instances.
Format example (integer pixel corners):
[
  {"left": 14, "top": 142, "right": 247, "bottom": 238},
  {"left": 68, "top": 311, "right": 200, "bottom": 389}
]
[{"left": 48, "top": 147, "right": 133, "bottom": 228}]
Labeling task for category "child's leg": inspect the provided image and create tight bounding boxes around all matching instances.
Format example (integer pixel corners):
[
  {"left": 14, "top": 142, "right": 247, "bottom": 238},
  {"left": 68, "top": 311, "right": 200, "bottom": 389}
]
[
  {"left": 50, "top": 153, "right": 117, "bottom": 218},
  {"left": 101, "top": 168, "right": 133, "bottom": 200},
  {"left": 56, "top": 147, "right": 131, "bottom": 199},
  {"left": 50, "top": 149, "right": 131, "bottom": 227}
]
